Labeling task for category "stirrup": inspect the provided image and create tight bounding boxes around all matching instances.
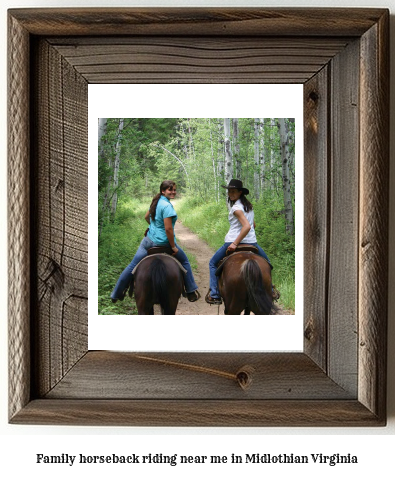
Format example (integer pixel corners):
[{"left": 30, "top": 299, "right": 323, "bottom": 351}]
[
  {"left": 205, "top": 291, "right": 222, "bottom": 305},
  {"left": 187, "top": 290, "right": 201, "bottom": 302}
]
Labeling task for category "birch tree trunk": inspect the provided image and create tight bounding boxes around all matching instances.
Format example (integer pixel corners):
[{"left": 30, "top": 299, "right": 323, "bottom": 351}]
[
  {"left": 270, "top": 118, "right": 276, "bottom": 191},
  {"left": 217, "top": 120, "right": 224, "bottom": 202},
  {"left": 98, "top": 118, "right": 107, "bottom": 149},
  {"left": 254, "top": 118, "right": 260, "bottom": 199},
  {"left": 233, "top": 118, "right": 241, "bottom": 179},
  {"left": 98, "top": 118, "right": 108, "bottom": 238},
  {"left": 224, "top": 118, "right": 233, "bottom": 185},
  {"left": 180, "top": 123, "right": 190, "bottom": 175},
  {"left": 278, "top": 118, "right": 294, "bottom": 235},
  {"left": 223, "top": 118, "right": 233, "bottom": 210},
  {"left": 208, "top": 119, "right": 218, "bottom": 202},
  {"left": 111, "top": 118, "right": 124, "bottom": 218},
  {"left": 187, "top": 118, "right": 196, "bottom": 171},
  {"left": 259, "top": 118, "right": 266, "bottom": 191}
]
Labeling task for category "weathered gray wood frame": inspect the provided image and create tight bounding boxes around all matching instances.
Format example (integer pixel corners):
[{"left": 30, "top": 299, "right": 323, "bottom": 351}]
[{"left": 8, "top": 8, "right": 389, "bottom": 426}]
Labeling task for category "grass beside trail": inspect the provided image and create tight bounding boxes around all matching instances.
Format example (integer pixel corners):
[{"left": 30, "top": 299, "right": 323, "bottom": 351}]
[
  {"left": 174, "top": 196, "right": 295, "bottom": 312},
  {"left": 98, "top": 198, "right": 149, "bottom": 315}
]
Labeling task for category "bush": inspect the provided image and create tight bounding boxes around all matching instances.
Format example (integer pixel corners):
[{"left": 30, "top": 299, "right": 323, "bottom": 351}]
[{"left": 98, "top": 198, "right": 150, "bottom": 315}]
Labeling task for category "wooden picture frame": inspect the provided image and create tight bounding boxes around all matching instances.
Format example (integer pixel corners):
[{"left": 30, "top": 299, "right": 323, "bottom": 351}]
[{"left": 8, "top": 8, "right": 389, "bottom": 426}]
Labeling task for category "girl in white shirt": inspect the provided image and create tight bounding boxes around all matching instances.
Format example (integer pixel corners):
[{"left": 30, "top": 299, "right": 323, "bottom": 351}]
[{"left": 205, "top": 179, "right": 273, "bottom": 305}]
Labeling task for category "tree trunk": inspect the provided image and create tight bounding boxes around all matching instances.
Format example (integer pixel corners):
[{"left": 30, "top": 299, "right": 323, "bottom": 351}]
[
  {"left": 224, "top": 118, "right": 233, "bottom": 185},
  {"left": 208, "top": 118, "right": 218, "bottom": 202},
  {"left": 224, "top": 118, "right": 233, "bottom": 210},
  {"left": 259, "top": 118, "right": 266, "bottom": 191},
  {"left": 278, "top": 118, "right": 294, "bottom": 235},
  {"left": 187, "top": 118, "right": 196, "bottom": 165},
  {"left": 217, "top": 120, "right": 224, "bottom": 202},
  {"left": 111, "top": 118, "right": 124, "bottom": 218},
  {"left": 270, "top": 118, "right": 276, "bottom": 191},
  {"left": 233, "top": 118, "right": 241, "bottom": 179},
  {"left": 98, "top": 118, "right": 108, "bottom": 238},
  {"left": 98, "top": 118, "right": 107, "bottom": 149},
  {"left": 254, "top": 118, "right": 260, "bottom": 200}
]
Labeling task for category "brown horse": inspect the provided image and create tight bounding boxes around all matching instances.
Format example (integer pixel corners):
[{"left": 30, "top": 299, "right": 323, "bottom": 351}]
[
  {"left": 218, "top": 252, "right": 274, "bottom": 315},
  {"left": 130, "top": 255, "right": 185, "bottom": 315}
]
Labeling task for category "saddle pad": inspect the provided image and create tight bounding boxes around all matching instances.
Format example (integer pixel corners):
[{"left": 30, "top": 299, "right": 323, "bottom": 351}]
[
  {"left": 215, "top": 251, "right": 272, "bottom": 276},
  {"left": 215, "top": 251, "right": 254, "bottom": 277},
  {"left": 132, "top": 253, "right": 187, "bottom": 275}
]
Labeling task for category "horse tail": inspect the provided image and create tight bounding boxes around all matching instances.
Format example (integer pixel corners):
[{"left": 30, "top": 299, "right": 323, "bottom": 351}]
[
  {"left": 149, "top": 257, "right": 170, "bottom": 312},
  {"left": 241, "top": 259, "right": 272, "bottom": 315}
]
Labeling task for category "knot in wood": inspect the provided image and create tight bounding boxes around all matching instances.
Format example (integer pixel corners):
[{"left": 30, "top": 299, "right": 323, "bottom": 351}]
[
  {"left": 304, "top": 322, "right": 314, "bottom": 341},
  {"left": 236, "top": 365, "right": 255, "bottom": 390},
  {"left": 308, "top": 90, "right": 319, "bottom": 103}
]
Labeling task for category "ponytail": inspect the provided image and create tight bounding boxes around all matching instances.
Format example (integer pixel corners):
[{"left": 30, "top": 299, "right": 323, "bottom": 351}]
[
  {"left": 240, "top": 195, "right": 253, "bottom": 212},
  {"left": 149, "top": 180, "right": 176, "bottom": 220},
  {"left": 228, "top": 192, "right": 253, "bottom": 212},
  {"left": 149, "top": 193, "right": 161, "bottom": 221}
]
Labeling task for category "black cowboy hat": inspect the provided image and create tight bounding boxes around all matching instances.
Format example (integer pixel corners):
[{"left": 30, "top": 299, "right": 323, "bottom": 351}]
[{"left": 221, "top": 179, "right": 249, "bottom": 195}]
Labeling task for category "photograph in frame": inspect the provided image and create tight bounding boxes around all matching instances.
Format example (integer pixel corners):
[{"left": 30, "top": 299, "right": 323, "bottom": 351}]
[{"left": 89, "top": 84, "right": 303, "bottom": 352}]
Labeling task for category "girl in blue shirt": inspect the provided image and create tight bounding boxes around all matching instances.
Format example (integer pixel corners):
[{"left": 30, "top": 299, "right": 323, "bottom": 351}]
[{"left": 111, "top": 180, "right": 200, "bottom": 303}]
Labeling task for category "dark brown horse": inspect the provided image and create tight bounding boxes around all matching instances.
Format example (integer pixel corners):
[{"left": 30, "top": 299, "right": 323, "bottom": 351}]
[
  {"left": 218, "top": 252, "right": 274, "bottom": 315},
  {"left": 131, "top": 254, "right": 185, "bottom": 315}
]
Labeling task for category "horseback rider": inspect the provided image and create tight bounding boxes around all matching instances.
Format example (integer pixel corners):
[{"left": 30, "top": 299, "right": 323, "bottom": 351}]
[
  {"left": 111, "top": 180, "right": 200, "bottom": 303},
  {"left": 205, "top": 179, "right": 277, "bottom": 305}
]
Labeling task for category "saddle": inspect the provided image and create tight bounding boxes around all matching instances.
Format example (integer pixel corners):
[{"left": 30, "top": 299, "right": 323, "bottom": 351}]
[
  {"left": 226, "top": 244, "right": 258, "bottom": 256},
  {"left": 215, "top": 245, "right": 259, "bottom": 277},
  {"left": 132, "top": 250, "right": 187, "bottom": 275},
  {"left": 147, "top": 246, "right": 173, "bottom": 256}
]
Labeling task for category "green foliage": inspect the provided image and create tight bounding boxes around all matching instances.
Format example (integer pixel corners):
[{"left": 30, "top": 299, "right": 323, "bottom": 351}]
[
  {"left": 174, "top": 197, "right": 230, "bottom": 251},
  {"left": 98, "top": 116, "right": 296, "bottom": 313},
  {"left": 98, "top": 197, "right": 150, "bottom": 315},
  {"left": 99, "top": 117, "right": 296, "bottom": 232}
]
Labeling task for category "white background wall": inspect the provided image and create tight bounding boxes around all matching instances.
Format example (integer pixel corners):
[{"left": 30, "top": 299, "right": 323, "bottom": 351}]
[{"left": 1, "top": 1, "right": 394, "bottom": 476}]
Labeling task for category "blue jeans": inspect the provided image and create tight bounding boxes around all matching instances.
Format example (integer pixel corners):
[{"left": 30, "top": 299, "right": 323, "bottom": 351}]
[
  {"left": 111, "top": 236, "right": 199, "bottom": 299},
  {"left": 208, "top": 242, "right": 271, "bottom": 299}
]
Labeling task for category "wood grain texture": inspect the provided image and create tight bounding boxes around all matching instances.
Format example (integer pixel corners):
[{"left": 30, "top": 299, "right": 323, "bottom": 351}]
[
  {"left": 303, "top": 67, "right": 329, "bottom": 370},
  {"left": 30, "top": 39, "right": 88, "bottom": 397},
  {"left": 49, "top": 37, "right": 350, "bottom": 84},
  {"left": 8, "top": 8, "right": 387, "bottom": 37},
  {"left": 327, "top": 39, "right": 359, "bottom": 396},
  {"left": 358, "top": 12, "right": 389, "bottom": 420},
  {"left": 46, "top": 352, "right": 354, "bottom": 400},
  {"left": 11, "top": 399, "right": 383, "bottom": 427},
  {"left": 7, "top": 8, "right": 389, "bottom": 426},
  {"left": 8, "top": 13, "right": 31, "bottom": 421}
]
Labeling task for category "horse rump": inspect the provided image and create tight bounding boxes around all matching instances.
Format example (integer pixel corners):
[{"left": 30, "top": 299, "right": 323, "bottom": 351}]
[
  {"left": 149, "top": 256, "right": 171, "bottom": 312},
  {"left": 133, "top": 254, "right": 184, "bottom": 315},
  {"left": 241, "top": 258, "right": 273, "bottom": 315}
]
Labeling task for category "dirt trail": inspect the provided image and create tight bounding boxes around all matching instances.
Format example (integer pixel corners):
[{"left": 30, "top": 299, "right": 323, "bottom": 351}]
[
  {"left": 174, "top": 220, "right": 225, "bottom": 315},
  {"left": 174, "top": 220, "right": 291, "bottom": 315}
]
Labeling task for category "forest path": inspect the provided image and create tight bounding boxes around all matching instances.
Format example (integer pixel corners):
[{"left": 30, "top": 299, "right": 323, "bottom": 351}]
[
  {"left": 174, "top": 219, "right": 224, "bottom": 315},
  {"left": 173, "top": 219, "right": 291, "bottom": 315}
]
